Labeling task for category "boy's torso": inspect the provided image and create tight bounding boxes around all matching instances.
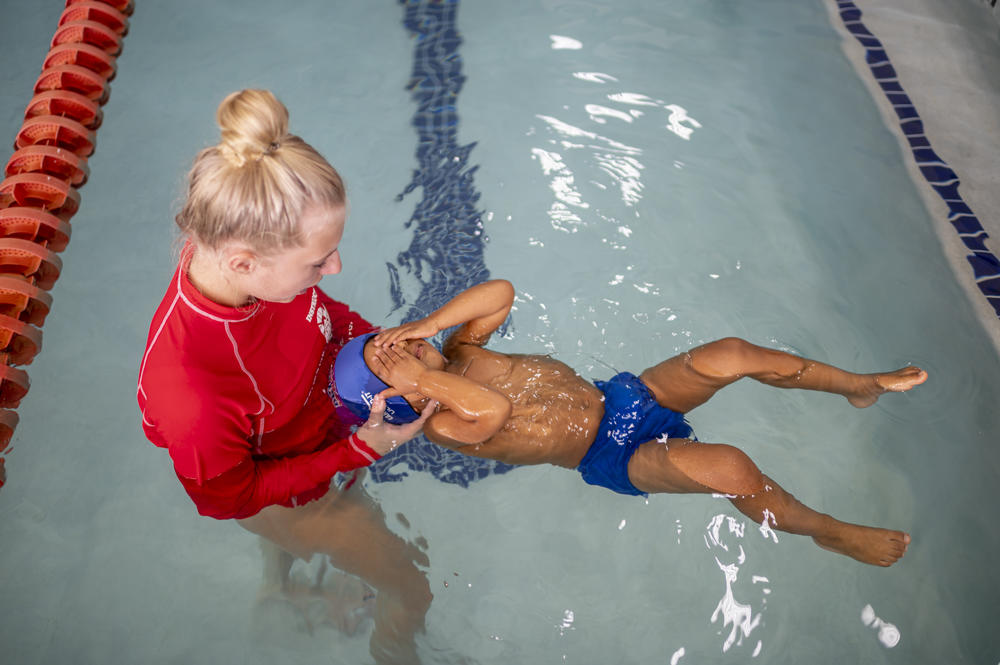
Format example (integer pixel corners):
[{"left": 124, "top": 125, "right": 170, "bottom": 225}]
[{"left": 440, "top": 345, "right": 605, "bottom": 467}]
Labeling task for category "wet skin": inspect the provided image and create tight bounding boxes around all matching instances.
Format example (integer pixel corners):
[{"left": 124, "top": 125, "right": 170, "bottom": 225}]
[{"left": 365, "top": 279, "right": 926, "bottom": 566}]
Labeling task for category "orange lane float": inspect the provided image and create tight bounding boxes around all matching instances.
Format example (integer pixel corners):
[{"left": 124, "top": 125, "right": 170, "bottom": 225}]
[
  {"left": 0, "top": 408, "right": 18, "bottom": 454},
  {"left": 34, "top": 64, "right": 110, "bottom": 105},
  {"left": 0, "top": 238, "right": 63, "bottom": 291},
  {"left": 43, "top": 42, "right": 117, "bottom": 81},
  {"left": 6, "top": 144, "right": 89, "bottom": 188},
  {"left": 66, "top": 0, "right": 135, "bottom": 16},
  {"left": 1, "top": 0, "right": 132, "bottom": 484},
  {"left": 0, "top": 313, "right": 43, "bottom": 366},
  {"left": 15, "top": 115, "right": 96, "bottom": 158},
  {"left": 0, "top": 207, "right": 72, "bottom": 253},
  {"left": 24, "top": 90, "right": 103, "bottom": 130},
  {"left": 59, "top": 1, "right": 130, "bottom": 36},
  {"left": 0, "top": 361, "right": 30, "bottom": 408},
  {"left": 51, "top": 19, "right": 123, "bottom": 56},
  {"left": 0, "top": 275, "right": 54, "bottom": 326},
  {"left": 0, "top": 173, "right": 82, "bottom": 220}
]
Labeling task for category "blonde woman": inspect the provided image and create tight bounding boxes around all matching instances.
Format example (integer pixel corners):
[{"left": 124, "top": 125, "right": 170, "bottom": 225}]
[{"left": 138, "top": 90, "right": 434, "bottom": 664}]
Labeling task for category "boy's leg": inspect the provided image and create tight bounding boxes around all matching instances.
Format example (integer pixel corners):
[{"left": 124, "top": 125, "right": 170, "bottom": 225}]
[
  {"left": 638, "top": 337, "right": 926, "bottom": 413},
  {"left": 627, "top": 438, "right": 909, "bottom": 566}
]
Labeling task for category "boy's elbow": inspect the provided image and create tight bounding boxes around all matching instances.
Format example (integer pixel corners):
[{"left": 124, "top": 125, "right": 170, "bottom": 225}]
[
  {"left": 478, "top": 397, "right": 512, "bottom": 441},
  {"left": 494, "top": 279, "right": 515, "bottom": 300}
]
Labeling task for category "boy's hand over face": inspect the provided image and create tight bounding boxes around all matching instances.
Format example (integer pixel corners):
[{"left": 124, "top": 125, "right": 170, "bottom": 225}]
[{"left": 370, "top": 344, "right": 427, "bottom": 393}]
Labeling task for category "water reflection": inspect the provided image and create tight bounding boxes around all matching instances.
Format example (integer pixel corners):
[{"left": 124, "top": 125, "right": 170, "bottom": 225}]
[
  {"left": 861, "top": 603, "right": 901, "bottom": 648},
  {"left": 703, "top": 512, "right": 771, "bottom": 656}
]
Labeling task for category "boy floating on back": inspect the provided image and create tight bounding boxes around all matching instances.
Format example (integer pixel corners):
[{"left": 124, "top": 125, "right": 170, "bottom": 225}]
[{"left": 333, "top": 280, "right": 925, "bottom": 566}]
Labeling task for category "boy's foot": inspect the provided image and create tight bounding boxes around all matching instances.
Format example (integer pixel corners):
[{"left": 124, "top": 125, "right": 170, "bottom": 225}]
[
  {"left": 813, "top": 524, "right": 910, "bottom": 566},
  {"left": 847, "top": 366, "right": 927, "bottom": 408}
]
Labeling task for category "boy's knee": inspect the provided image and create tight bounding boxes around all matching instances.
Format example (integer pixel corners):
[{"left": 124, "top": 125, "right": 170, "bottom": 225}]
[
  {"left": 713, "top": 445, "right": 764, "bottom": 496},
  {"left": 689, "top": 337, "right": 754, "bottom": 380}
]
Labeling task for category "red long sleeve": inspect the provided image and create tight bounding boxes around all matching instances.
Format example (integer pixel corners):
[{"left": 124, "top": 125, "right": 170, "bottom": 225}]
[
  {"left": 138, "top": 250, "right": 379, "bottom": 519},
  {"left": 177, "top": 433, "right": 379, "bottom": 519}
]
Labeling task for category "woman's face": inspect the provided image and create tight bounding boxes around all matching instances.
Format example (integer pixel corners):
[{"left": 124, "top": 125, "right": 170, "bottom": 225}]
[{"left": 247, "top": 203, "right": 346, "bottom": 303}]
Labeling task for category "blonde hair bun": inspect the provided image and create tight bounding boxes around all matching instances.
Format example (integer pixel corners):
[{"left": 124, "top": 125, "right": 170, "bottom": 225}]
[
  {"left": 216, "top": 89, "right": 289, "bottom": 167},
  {"left": 176, "top": 89, "right": 345, "bottom": 251}
]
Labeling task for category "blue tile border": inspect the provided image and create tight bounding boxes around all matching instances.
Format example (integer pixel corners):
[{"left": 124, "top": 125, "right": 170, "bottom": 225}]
[
  {"left": 369, "top": 0, "right": 518, "bottom": 487},
  {"left": 835, "top": 0, "right": 1000, "bottom": 318}
]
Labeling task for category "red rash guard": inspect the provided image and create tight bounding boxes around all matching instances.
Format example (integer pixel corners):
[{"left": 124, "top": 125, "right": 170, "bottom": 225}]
[{"left": 137, "top": 250, "right": 378, "bottom": 519}]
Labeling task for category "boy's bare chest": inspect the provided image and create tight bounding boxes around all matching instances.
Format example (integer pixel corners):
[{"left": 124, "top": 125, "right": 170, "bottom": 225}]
[
  {"left": 446, "top": 348, "right": 600, "bottom": 405},
  {"left": 446, "top": 346, "right": 514, "bottom": 384},
  {"left": 446, "top": 347, "right": 604, "bottom": 466}
]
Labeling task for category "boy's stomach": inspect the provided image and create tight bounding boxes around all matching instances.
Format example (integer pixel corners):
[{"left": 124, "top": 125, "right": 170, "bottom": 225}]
[{"left": 472, "top": 354, "right": 606, "bottom": 468}]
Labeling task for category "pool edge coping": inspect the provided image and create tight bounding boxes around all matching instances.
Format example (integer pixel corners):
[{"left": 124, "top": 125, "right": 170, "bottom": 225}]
[{"left": 825, "top": 0, "right": 1000, "bottom": 358}]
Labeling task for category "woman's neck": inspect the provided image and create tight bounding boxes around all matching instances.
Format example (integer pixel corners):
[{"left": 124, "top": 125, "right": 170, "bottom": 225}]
[{"left": 186, "top": 247, "right": 253, "bottom": 308}]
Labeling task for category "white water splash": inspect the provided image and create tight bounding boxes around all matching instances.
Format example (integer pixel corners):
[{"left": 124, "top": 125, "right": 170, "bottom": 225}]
[
  {"left": 550, "top": 35, "right": 582, "bottom": 50},
  {"left": 665, "top": 104, "right": 702, "bottom": 140},
  {"left": 861, "top": 603, "right": 901, "bottom": 647},
  {"left": 711, "top": 558, "right": 761, "bottom": 652},
  {"left": 557, "top": 609, "right": 575, "bottom": 636},
  {"left": 758, "top": 509, "right": 779, "bottom": 544},
  {"left": 704, "top": 514, "right": 771, "bottom": 655},
  {"left": 573, "top": 71, "right": 618, "bottom": 83}
]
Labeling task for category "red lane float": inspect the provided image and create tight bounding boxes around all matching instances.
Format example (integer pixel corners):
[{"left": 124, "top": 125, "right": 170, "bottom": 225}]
[
  {"left": 0, "top": 313, "right": 43, "bottom": 366},
  {"left": 43, "top": 42, "right": 118, "bottom": 81},
  {"left": 0, "top": 362, "right": 30, "bottom": 408},
  {"left": 0, "top": 208, "right": 72, "bottom": 253},
  {"left": 0, "top": 173, "right": 82, "bottom": 219},
  {"left": 51, "top": 19, "right": 123, "bottom": 56},
  {"left": 6, "top": 145, "right": 90, "bottom": 188},
  {"left": 24, "top": 90, "right": 103, "bottom": 130},
  {"left": 15, "top": 115, "right": 96, "bottom": 157},
  {"left": 34, "top": 63, "right": 111, "bottom": 105},
  {"left": 66, "top": 0, "right": 135, "bottom": 19},
  {"left": 0, "top": 238, "right": 63, "bottom": 290},
  {"left": 59, "top": 1, "right": 130, "bottom": 36},
  {"left": 0, "top": 275, "right": 54, "bottom": 326},
  {"left": 1, "top": 0, "right": 132, "bottom": 485},
  {"left": 0, "top": 408, "right": 18, "bottom": 456}
]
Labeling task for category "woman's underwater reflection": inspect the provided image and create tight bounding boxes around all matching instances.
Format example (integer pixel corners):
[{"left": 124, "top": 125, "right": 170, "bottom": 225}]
[{"left": 238, "top": 470, "right": 432, "bottom": 664}]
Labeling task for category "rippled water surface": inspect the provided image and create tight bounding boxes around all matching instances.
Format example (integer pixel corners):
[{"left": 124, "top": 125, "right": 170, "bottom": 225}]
[{"left": 1, "top": 1, "right": 998, "bottom": 664}]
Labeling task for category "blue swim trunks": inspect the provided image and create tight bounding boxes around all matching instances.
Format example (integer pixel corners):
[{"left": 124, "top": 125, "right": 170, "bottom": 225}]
[{"left": 577, "top": 372, "right": 694, "bottom": 496}]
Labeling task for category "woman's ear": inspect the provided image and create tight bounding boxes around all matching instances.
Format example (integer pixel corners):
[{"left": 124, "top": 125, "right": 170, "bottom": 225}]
[{"left": 225, "top": 247, "right": 259, "bottom": 275}]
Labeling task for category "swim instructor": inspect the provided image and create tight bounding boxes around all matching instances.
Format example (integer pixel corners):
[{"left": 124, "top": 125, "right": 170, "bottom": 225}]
[{"left": 137, "top": 89, "right": 433, "bottom": 664}]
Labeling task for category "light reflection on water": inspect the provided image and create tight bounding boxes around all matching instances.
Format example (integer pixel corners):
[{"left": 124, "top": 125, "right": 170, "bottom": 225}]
[
  {"left": 703, "top": 513, "right": 770, "bottom": 657},
  {"left": 457, "top": 5, "right": 997, "bottom": 661}
]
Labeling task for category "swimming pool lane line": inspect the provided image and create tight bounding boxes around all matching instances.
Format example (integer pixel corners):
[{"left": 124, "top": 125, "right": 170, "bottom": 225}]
[
  {"left": 369, "top": 0, "right": 518, "bottom": 487},
  {"left": 0, "top": 0, "right": 134, "bottom": 490},
  {"left": 834, "top": 0, "right": 1000, "bottom": 320}
]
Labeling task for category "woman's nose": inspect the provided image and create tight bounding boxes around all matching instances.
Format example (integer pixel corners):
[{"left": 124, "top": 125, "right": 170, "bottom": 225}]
[{"left": 321, "top": 251, "right": 342, "bottom": 275}]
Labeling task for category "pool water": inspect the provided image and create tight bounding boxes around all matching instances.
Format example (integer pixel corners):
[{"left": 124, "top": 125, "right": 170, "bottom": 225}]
[{"left": 1, "top": 1, "right": 998, "bottom": 663}]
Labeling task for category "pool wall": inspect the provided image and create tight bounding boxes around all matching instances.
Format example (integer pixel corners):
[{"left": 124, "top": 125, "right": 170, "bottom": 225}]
[{"left": 833, "top": 0, "right": 1000, "bottom": 351}]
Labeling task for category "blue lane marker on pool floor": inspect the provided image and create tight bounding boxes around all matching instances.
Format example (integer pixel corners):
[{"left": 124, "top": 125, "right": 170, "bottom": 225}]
[
  {"left": 369, "top": 0, "right": 518, "bottom": 486},
  {"left": 836, "top": 0, "right": 1000, "bottom": 317}
]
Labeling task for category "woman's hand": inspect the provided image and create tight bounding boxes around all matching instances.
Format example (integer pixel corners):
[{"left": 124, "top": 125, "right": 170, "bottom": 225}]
[
  {"left": 373, "top": 316, "right": 440, "bottom": 348},
  {"left": 354, "top": 393, "right": 437, "bottom": 456}
]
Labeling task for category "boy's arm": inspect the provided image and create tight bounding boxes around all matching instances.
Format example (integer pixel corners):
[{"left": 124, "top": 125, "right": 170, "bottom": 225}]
[
  {"left": 370, "top": 344, "right": 512, "bottom": 446},
  {"left": 373, "top": 279, "right": 515, "bottom": 353}
]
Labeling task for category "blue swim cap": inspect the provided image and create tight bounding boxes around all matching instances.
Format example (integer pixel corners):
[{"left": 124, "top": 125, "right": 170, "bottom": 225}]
[{"left": 333, "top": 332, "right": 421, "bottom": 424}]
